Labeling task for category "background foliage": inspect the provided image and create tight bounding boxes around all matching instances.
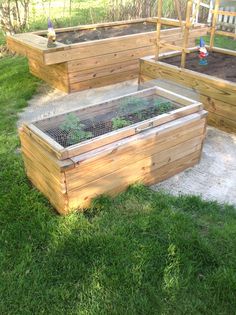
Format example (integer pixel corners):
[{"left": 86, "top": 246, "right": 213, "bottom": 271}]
[{"left": 0, "top": 0, "right": 211, "bottom": 34}]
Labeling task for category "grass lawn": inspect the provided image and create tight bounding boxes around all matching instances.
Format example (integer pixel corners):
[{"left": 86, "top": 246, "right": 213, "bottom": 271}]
[
  {"left": 201, "top": 34, "right": 236, "bottom": 51},
  {"left": 0, "top": 55, "right": 236, "bottom": 315}
]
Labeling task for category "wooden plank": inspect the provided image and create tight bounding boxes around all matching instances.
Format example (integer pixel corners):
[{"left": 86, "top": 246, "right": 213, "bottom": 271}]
[
  {"left": 215, "top": 30, "right": 236, "bottom": 38},
  {"left": 139, "top": 58, "right": 236, "bottom": 105},
  {"left": 67, "top": 138, "right": 203, "bottom": 193},
  {"left": 67, "top": 149, "right": 201, "bottom": 210},
  {"left": 155, "top": 0, "right": 162, "bottom": 60},
  {"left": 7, "top": 37, "right": 45, "bottom": 63},
  {"left": 151, "top": 18, "right": 188, "bottom": 27},
  {"left": 200, "top": 95, "right": 236, "bottom": 122},
  {"left": 68, "top": 110, "right": 206, "bottom": 162},
  {"left": 207, "top": 111, "right": 236, "bottom": 133},
  {"left": 70, "top": 116, "right": 205, "bottom": 166},
  {"left": 44, "top": 32, "right": 158, "bottom": 65},
  {"left": 23, "top": 155, "right": 68, "bottom": 214},
  {"left": 181, "top": 0, "right": 192, "bottom": 68},
  {"left": 66, "top": 130, "right": 205, "bottom": 191},
  {"left": 43, "top": 26, "right": 209, "bottom": 65},
  {"left": 7, "top": 33, "right": 66, "bottom": 53},
  {"left": 210, "top": 46, "right": 236, "bottom": 57},
  {"left": 212, "top": 10, "right": 236, "bottom": 17},
  {"left": 69, "top": 60, "right": 138, "bottom": 84},
  {"left": 68, "top": 46, "right": 156, "bottom": 72},
  {"left": 70, "top": 70, "right": 138, "bottom": 92},
  {"left": 210, "top": 0, "right": 220, "bottom": 49},
  {"left": 70, "top": 119, "right": 205, "bottom": 171},
  {"left": 22, "top": 124, "right": 67, "bottom": 159},
  {"left": 19, "top": 129, "right": 74, "bottom": 171},
  {"left": 26, "top": 87, "right": 202, "bottom": 160},
  {"left": 22, "top": 148, "right": 67, "bottom": 193},
  {"left": 29, "top": 58, "right": 70, "bottom": 93},
  {"left": 159, "top": 41, "right": 191, "bottom": 53},
  {"left": 33, "top": 18, "right": 156, "bottom": 35}
]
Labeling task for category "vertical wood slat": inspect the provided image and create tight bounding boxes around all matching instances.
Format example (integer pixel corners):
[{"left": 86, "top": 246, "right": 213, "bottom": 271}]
[
  {"left": 209, "top": 0, "right": 220, "bottom": 50},
  {"left": 181, "top": 0, "right": 192, "bottom": 68},
  {"left": 155, "top": 0, "right": 163, "bottom": 60}
]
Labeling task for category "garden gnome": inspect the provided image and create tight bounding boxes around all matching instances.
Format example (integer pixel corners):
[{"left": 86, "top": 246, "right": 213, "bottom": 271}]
[
  {"left": 47, "top": 18, "right": 57, "bottom": 48},
  {"left": 198, "top": 37, "right": 208, "bottom": 66}
]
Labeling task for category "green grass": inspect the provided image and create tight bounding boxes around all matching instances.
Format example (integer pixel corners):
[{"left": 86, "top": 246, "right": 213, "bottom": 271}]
[
  {"left": 200, "top": 34, "right": 236, "bottom": 51},
  {"left": 1, "top": 55, "right": 236, "bottom": 315}
]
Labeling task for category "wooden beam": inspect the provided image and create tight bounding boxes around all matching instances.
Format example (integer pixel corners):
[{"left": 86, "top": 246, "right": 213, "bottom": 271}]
[
  {"left": 209, "top": 0, "right": 220, "bottom": 50},
  {"left": 181, "top": 0, "right": 192, "bottom": 68},
  {"left": 174, "top": 0, "right": 183, "bottom": 29},
  {"left": 211, "top": 10, "right": 236, "bottom": 17},
  {"left": 32, "top": 18, "right": 155, "bottom": 36},
  {"left": 151, "top": 17, "right": 187, "bottom": 27},
  {"left": 159, "top": 41, "right": 191, "bottom": 53},
  {"left": 155, "top": 0, "right": 163, "bottom": 61}
]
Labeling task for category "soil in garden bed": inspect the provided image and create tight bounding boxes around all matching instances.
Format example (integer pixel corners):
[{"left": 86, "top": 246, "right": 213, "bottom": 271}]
[
  {"left": 163, "top": 51, "right": 236, "bottom": 82},
  {"left": 35, "top": 95, "right": 178, "bottom": 148},
  {"left": 50, "top": 22, "right": 157, "bottom": 44}
]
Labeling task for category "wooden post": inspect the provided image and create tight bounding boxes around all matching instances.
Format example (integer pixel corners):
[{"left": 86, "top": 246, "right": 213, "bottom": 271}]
[
  {"left": 209, "top": 0, "right": 220, "bottom": 50},
  {"left": 155, "top": 0, "right": 162, "bottom": 61},
  {"left": 174, "top": 0, "right": 183, "bottom": 30},
  {"left": 191, "top": 0, "right": 201, "bottom": 24},
  {"left": 181, "top": 0, "right": 192, "bottom": 68}
]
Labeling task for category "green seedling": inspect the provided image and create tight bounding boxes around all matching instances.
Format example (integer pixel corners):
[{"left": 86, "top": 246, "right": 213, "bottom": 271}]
[
  {"left": 153, "top": 99, "right": 174, "bottom": 114},
  {"left": 119, "top": 97, "right": 148, "bottom": 116},
  {"left": 112, "top": 117, "right": 131, "bottom": 130},
  {"left": 60, "top": 113, "right": 93, "bottom": 145}
]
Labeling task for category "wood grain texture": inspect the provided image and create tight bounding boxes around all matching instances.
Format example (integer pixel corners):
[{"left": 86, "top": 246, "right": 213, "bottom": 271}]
[
  {"left": 7, "top": 22, "right": 208, "bottom": 93},
  {"left": 20, "top": 103, "right": 207, "bottom": 214},
  {"left": 139, "top": 55, "right": 236, "bottom": 133}
]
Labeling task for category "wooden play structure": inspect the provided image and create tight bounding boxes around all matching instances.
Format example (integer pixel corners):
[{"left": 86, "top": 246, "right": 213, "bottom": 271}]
[{"left": 139, "top": 0, "right": 236, "bottom": 133}]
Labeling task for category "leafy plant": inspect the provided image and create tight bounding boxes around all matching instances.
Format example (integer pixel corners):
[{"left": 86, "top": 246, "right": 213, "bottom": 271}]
[
  {"left": 112, "top": 117, "right": 131, "bottom": 130},
  {"left": 60, "top": 113, "right": 92, "bottom": 145},
  {"left": 119, "top": 97, "right": 148, "bottom": 116},
  {"left": 153, "top": 99, "right": 174, "bottom": 114}
]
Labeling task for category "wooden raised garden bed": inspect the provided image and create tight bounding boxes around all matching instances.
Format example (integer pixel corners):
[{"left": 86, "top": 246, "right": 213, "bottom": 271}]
[
  {"left": 139, "top": 47, "right": 236, "bottom": 133},
  {"left": 7, "top": 20, "right": 208, "bottom": 92},
  {"left": 19, "top": 86, "right": 207, "bottom": 214}
]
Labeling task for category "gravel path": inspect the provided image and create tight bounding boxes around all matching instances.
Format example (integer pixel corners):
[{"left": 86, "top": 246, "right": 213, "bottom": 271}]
[
  {"left": 18, "top": 80, "right": 236, "bottom": 207},
  {"left": 152, "top": 127, "right": 236, "bottom": 207}
]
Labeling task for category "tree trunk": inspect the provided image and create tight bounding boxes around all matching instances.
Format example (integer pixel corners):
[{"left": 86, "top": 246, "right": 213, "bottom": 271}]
[{"left": 0, "top": 1, "right": 14, "bottom": 34}]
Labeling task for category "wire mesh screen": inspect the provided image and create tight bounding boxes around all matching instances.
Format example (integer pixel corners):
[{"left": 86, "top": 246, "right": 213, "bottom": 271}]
[{"left": 33, "top": 93, "right": 179, "bottom": 148}]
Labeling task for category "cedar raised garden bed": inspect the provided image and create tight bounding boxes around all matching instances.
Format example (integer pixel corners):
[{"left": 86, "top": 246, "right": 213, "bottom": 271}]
[
  {"left": 19, "top": 87, "right": 207, "bottom": 214},
  {"left": 7, "top": 20, "right": 208, "bottom": 92},
  {"left": 139, "top": 47, "right": 236, "bottom": 133}
]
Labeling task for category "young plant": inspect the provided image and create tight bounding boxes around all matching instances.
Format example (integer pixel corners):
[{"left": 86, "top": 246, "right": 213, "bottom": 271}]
[
  {"left": 112, "top": 117, "right": 131, "bottom": 130},
  {"left": 119, "top": 97, "right": 148, "bottom": 117},
  {"left": 153, "top": 99, "right": 174, "bottom": 114},
  {"left": 60, "top": 113, "right": 92, "bottom": 145}
]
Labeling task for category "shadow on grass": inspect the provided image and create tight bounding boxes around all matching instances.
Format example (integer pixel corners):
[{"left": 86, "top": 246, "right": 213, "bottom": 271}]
[
  {"left": 1, "top": 176, "right": 236, "bottom": 315},
  {"left": 0, "top": 55, "right": 236, "bottom": 315}
]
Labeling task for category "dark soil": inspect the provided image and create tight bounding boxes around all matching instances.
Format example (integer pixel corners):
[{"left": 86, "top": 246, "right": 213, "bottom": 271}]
[
  {"left": 42, "top": 96, "right": 177, "bottom": 148},
  {"left": 163, "top": 51, "right": 236, "bottom": 82},
  {"left": 52, "top": 22, "right": 157, "bottom": 44}
]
